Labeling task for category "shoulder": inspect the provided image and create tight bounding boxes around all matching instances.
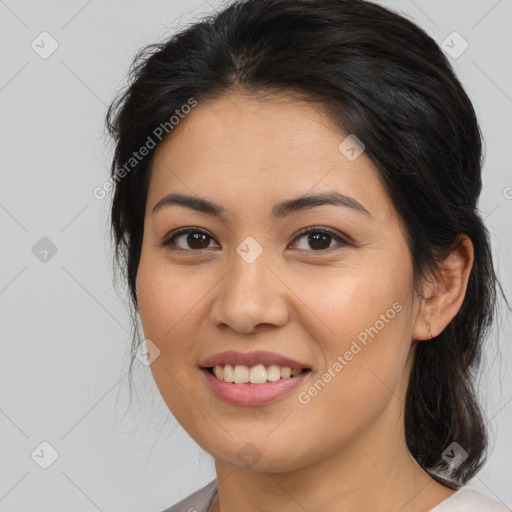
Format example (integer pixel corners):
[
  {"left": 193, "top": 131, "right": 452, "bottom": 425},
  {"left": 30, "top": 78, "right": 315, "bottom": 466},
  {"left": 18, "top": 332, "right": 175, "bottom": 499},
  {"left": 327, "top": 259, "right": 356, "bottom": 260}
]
[
  {"left": 160, "top": 479, "right": 218, "bottom": 512},
  {"left": 429, "top": 486, "right": 510, "bottom": 511}
]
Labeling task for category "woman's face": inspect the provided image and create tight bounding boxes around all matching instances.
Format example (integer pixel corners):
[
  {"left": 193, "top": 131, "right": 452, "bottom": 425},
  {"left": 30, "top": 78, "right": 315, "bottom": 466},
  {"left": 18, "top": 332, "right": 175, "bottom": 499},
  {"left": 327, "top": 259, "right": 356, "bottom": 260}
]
[{"left": 136, "top": 92, "right": 424, "bottom": 471}]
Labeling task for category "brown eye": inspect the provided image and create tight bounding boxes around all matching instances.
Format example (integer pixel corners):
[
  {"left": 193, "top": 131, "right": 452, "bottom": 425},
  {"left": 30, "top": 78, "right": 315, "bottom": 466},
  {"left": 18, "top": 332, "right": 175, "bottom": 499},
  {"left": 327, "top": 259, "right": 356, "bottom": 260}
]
[
  {"left": 290, "top": 227, "right": 349, "bottom": 252},
  {"left": 161, "top": 226, "right": 349, "bottom": 253},
  {"left": 161, "top": 228, "right": 217, "bottom": 251}
]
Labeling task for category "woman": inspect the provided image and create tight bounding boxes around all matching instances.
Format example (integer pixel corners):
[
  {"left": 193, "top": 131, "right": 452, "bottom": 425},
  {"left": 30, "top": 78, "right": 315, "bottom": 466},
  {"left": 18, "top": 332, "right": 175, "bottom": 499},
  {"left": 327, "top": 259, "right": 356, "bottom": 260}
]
[{"left": 105, "top": 0, "right": 510, "bottom": 510}]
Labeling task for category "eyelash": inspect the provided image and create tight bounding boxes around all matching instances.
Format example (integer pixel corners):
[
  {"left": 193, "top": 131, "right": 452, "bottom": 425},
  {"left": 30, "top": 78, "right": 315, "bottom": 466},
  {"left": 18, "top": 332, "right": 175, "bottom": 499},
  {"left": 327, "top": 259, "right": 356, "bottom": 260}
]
[{"left": 160, "top": 226, "right": 350, "bottom": 253}]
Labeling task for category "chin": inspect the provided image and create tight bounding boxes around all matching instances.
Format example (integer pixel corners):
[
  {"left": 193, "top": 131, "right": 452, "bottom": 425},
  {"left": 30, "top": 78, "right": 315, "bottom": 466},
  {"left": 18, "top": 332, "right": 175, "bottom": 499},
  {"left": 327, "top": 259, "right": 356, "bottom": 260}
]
[{"left": 199, "top": 433, "right": 316, "bottom": 473}]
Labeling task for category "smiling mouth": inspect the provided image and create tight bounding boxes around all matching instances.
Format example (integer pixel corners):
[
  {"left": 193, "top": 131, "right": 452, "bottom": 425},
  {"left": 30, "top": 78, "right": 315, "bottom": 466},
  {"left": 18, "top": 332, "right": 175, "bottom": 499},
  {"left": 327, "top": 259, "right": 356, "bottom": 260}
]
[{"left": 204, "top": 364, "right": 311, "bottom": 384}]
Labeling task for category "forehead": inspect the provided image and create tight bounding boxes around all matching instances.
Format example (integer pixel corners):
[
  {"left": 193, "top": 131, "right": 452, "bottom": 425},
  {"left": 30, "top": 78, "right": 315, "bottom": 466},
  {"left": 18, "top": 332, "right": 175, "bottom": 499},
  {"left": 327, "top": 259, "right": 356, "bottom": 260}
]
[
  {"left": 155, "top": 91, "right": 344, "bottom": 160},
  {"left": 147, "top": 92, "right": 393, "bottom": 222}
]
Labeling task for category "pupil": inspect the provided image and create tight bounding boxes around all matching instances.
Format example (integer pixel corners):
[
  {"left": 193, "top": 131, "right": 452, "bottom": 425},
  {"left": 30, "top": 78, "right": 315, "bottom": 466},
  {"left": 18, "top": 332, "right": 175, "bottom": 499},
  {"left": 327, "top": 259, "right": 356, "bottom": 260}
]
[
  {"left": 185, "top": 232, "right": 332, "bottom": 250},
  {"left": 189, "top": 233, "right": 209, "bottom": 249},
  {"left": 309, "top": 232, "right": 330, "bottom": 250}
]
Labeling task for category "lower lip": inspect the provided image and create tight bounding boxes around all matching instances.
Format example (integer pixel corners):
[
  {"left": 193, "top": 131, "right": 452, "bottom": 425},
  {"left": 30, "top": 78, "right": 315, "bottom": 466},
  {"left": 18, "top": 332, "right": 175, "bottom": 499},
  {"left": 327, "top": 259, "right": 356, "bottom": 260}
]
[{"left": 201, "top": 368, "right": 311, "bottom": 406}]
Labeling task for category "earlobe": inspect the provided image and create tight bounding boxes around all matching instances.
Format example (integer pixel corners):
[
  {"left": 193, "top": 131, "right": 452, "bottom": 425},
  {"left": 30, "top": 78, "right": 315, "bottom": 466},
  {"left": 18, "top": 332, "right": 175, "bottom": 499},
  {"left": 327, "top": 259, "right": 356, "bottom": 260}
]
[
  {"left": 413, "top": 289, "right": 437, "bottom": 341},
  {"left": 412, "top": 235, "right": 474, "bottom": 341}
]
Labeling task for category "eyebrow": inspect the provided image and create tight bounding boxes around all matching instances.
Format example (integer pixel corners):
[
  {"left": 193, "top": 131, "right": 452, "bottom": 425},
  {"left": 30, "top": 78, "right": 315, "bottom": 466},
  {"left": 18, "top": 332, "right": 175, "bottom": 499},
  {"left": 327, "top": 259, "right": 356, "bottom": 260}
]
[{"left": 152, "top": 191, "right": 371, "bottom": 220}]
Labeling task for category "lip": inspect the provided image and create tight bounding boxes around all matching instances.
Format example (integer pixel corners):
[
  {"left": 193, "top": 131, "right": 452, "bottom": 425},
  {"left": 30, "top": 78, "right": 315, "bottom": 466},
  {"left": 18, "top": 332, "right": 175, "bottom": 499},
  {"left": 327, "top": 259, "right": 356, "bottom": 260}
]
[
  {"left": 199, "top": 350, "right": 311, "bottom": 370},
  {"left": 201, "top": 367, "right": 311, "bottom": 406}
]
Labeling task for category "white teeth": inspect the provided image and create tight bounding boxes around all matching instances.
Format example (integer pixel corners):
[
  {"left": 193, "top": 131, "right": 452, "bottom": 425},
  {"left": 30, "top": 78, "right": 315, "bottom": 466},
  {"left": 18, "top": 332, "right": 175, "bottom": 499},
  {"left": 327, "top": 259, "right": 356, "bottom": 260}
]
[
  {"left": 249, "top": 364, "right": 267, "bottom": 384},
  {"left": 223, "top": 364, "right": 234, "bottom": 383},
  {"left": 210, "top": 364, "right": 307, "bottom": 384},
  {"left": 213, "top": 365, "right": 223, "bottom": 380},
  {"left": 233, "top": 365, "right": 249, "bottom": 383},
  {"left": 267, "top": 364, "right": 281, "bottom": 381}
]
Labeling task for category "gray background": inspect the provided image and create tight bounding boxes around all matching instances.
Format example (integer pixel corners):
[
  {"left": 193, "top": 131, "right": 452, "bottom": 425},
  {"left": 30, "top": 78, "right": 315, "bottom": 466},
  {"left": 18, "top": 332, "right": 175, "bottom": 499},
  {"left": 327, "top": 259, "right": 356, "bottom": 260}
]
[{"left": 1, "top": 0, "right": 511, "bottom": 510}]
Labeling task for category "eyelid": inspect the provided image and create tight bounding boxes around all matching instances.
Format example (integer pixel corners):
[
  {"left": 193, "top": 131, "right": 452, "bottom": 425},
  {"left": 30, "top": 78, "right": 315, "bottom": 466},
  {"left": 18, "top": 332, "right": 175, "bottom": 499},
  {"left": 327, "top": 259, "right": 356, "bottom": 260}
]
[
  {"left": 289, "top": 225, "right": 350, "bottom": 251},
  {"left": 161, "top": 225, "right": 351, "bottom": 252},
  {"left": 160, "top": 227, "right": 217, "bottom": 251}
]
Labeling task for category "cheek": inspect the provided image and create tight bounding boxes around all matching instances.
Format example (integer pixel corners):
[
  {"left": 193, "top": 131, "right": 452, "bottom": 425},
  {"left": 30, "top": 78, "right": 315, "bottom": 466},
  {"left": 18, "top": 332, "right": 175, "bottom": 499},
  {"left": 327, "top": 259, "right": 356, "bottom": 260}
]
[
  {"left": 136, "top": 257, "right": 197, "bottom": 341},
  {"left": 136, "top": 261, "right": 209, "bottom": 426},
  {"left": 135, "top": 260, "right": 207, "bottom": 398},
  {"left": 294, "top": 308, "right": 412, "bottom": 455},
  {"left": 309, "top": 256, "right": 410, "bottom": 343},
  {"left": 300, "top": 262, "right": 413, "bottom": 415}
]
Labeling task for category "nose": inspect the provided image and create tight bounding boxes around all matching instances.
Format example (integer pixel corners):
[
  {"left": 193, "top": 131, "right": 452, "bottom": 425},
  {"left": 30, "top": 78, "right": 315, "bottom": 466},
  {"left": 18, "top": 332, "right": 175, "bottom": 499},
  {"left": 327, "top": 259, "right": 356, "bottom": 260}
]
[{"left": 209, "top": 249, "right": 290, "bottom": 334}]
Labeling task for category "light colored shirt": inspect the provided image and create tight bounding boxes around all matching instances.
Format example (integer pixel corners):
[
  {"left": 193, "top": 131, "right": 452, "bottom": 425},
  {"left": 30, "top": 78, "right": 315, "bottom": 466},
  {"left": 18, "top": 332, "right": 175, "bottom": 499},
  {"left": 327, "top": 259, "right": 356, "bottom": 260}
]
[{"left": 161, "top": 479, "right": 510, "bottom": 512}]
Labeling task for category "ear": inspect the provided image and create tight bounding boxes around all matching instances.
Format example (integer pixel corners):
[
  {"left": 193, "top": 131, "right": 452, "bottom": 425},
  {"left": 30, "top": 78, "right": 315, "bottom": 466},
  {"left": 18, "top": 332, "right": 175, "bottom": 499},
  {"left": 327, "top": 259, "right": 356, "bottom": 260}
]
[{"left": 413, "top": 235, "right": 474, "bottom": 340}]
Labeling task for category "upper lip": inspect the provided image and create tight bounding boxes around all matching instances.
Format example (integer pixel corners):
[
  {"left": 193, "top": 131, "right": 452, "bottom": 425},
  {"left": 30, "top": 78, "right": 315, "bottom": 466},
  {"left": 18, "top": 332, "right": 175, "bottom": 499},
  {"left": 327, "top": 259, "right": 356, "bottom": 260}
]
[{"left": 200, "top": 350, "right": 311, "bottom": 370}]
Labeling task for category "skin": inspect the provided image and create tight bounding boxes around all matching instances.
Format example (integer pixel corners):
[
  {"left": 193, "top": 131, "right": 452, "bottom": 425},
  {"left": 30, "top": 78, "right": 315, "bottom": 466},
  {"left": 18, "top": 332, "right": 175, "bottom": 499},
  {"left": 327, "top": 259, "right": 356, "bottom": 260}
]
[{"left": 135, "top": 91, "right": 474, "bottom": 512}]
